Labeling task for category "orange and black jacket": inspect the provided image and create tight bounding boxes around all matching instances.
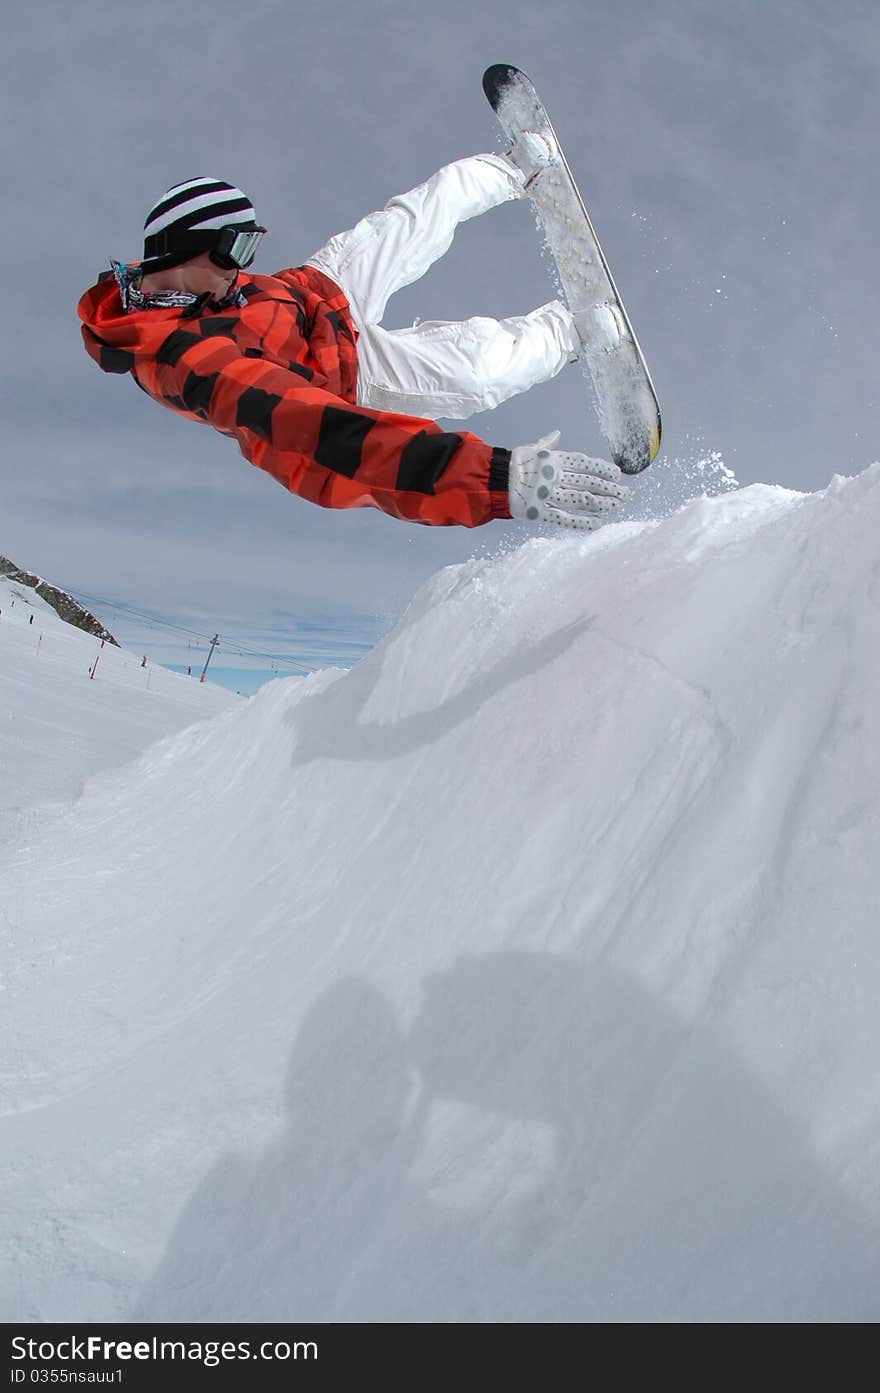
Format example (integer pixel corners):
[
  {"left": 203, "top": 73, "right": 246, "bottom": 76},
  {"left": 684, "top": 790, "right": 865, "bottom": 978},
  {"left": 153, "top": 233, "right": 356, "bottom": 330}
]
[{"left": 77, "top": 264, "right": 512, "bottom": 527}]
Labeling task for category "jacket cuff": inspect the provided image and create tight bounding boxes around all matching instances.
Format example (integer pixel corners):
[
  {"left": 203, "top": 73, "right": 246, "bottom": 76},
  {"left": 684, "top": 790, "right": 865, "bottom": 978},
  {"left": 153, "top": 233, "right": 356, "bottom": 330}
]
[
  {"left": 489, "top": 446, "right": 510, "bottom": 493},
  {"left": 488, "top": 447, "right": 512, "bottom": 519}
]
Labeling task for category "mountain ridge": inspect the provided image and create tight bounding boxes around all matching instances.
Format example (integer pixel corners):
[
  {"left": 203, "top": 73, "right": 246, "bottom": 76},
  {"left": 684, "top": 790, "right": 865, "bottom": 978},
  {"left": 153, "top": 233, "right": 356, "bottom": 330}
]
[{"left": 0, "top": 552, "right": 118, "bottom": 645}]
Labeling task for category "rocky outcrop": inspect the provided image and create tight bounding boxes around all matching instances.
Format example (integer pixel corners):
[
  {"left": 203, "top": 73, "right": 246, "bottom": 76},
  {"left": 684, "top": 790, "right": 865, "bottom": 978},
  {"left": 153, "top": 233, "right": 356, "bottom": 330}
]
[{"left": 0, "top": 555, "right": 118, "bottom": 646}]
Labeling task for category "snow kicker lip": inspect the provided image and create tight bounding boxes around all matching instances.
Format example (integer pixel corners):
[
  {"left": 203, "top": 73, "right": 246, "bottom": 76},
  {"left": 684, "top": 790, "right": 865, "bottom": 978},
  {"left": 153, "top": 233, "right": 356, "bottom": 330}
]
[{"left": 483, "top": 63, "right": 662, "bottom": 475}]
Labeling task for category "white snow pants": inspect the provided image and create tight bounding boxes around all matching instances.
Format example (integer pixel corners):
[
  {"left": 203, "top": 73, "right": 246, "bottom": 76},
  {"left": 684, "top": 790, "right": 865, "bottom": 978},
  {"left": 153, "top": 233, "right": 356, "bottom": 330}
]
[{"left": 305, "top": 154, "right": 580, "bottom": 421}]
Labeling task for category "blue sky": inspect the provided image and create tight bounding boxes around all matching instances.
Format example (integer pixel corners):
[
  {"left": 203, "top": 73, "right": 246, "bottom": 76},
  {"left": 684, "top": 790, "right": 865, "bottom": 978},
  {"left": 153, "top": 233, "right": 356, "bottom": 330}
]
[{"left": 3, "top": 0, "right": 877, "bottom": 689}]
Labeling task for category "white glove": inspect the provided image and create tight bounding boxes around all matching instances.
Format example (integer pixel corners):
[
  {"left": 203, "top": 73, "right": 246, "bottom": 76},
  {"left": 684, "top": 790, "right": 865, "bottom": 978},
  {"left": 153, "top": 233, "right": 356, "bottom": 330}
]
[{"left": 509, "top": 431, "right": 629, "bottom": 531}]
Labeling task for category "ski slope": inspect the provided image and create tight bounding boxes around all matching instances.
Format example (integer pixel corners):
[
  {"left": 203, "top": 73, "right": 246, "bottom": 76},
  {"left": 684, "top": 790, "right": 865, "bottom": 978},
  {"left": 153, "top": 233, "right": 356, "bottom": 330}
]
[
  {"left": 0, "top": 576, "right": 237, "bottom": 832},
  {"left": 2, "top": 465, "right": 880, "bottom": 1322}
]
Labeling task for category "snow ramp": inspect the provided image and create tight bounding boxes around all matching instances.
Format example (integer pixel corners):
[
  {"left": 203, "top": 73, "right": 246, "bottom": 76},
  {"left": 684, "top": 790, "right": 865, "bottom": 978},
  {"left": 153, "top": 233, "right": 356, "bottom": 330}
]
[{"left": 2, "top": 466, "right": 880, "bottom": 1321}]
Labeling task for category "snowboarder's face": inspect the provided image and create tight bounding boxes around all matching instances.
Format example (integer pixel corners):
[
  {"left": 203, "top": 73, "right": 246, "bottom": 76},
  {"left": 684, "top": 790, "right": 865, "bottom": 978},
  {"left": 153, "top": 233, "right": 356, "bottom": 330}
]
[
  {"left": 174, "top": 252, "right": 239, "bottom": 299},
  {"left": 141, "top": 251, "right": 239, "bottom": 300}
]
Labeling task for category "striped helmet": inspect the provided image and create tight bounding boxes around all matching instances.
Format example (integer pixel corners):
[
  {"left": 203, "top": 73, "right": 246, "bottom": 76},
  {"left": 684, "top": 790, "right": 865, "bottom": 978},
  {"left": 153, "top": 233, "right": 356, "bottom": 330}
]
[{"left": 142, "top": 177, "right": 260, "bottom": 271}]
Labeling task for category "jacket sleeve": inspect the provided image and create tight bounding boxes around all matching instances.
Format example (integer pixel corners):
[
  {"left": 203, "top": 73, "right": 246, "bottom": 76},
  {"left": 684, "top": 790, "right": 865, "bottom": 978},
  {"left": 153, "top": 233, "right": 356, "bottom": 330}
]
[{"left": 142, "top": 331, "right": 512, "bottom": 528}]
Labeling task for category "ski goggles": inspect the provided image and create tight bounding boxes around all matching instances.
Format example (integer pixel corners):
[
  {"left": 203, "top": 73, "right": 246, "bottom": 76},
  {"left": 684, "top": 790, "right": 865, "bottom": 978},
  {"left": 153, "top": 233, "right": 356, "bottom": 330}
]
[{"left": 208, "top": 225, "right": 267, "bottom": 271}]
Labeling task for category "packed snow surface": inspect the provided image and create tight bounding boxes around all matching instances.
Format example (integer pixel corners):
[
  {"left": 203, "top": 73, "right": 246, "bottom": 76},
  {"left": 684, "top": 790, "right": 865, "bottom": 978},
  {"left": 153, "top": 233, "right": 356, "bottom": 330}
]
[{"left": 2, "top": 467, "right": 880, "bottom": 1322}]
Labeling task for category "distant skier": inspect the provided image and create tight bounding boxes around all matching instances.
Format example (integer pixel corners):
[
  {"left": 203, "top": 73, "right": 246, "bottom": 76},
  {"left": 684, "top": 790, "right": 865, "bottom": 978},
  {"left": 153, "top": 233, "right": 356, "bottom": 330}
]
[{"left": 78, "top": 142, "right": 628, "bottom": 531}]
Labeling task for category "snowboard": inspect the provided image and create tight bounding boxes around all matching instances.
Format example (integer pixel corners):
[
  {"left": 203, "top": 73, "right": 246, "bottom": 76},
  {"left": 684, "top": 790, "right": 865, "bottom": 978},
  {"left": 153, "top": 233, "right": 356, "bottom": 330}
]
[{"left": 483, "top": 63, "right": 661, "bottom": 474}]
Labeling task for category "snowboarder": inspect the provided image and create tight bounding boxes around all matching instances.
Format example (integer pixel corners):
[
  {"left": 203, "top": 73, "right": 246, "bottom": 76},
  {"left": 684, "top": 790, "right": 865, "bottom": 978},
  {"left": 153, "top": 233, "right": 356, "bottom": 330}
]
[{"left": 78, "top": 142, "right": 629, "bottom": 531}]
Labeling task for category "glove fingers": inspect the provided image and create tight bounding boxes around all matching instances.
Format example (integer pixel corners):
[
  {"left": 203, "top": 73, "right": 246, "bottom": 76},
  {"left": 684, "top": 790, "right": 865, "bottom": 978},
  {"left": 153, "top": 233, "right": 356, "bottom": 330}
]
[
  {"left": 551, "top": 486, "right": 625, "bottom": 514},
  {"left": 541, "top": 504, "right": 601, "bottom": 531},
  {"left": 558, "top": 472, "right": 630, "bottom": 501},
  {"left": 557, "top": 456, "right": 622, "bottom": 483}
]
